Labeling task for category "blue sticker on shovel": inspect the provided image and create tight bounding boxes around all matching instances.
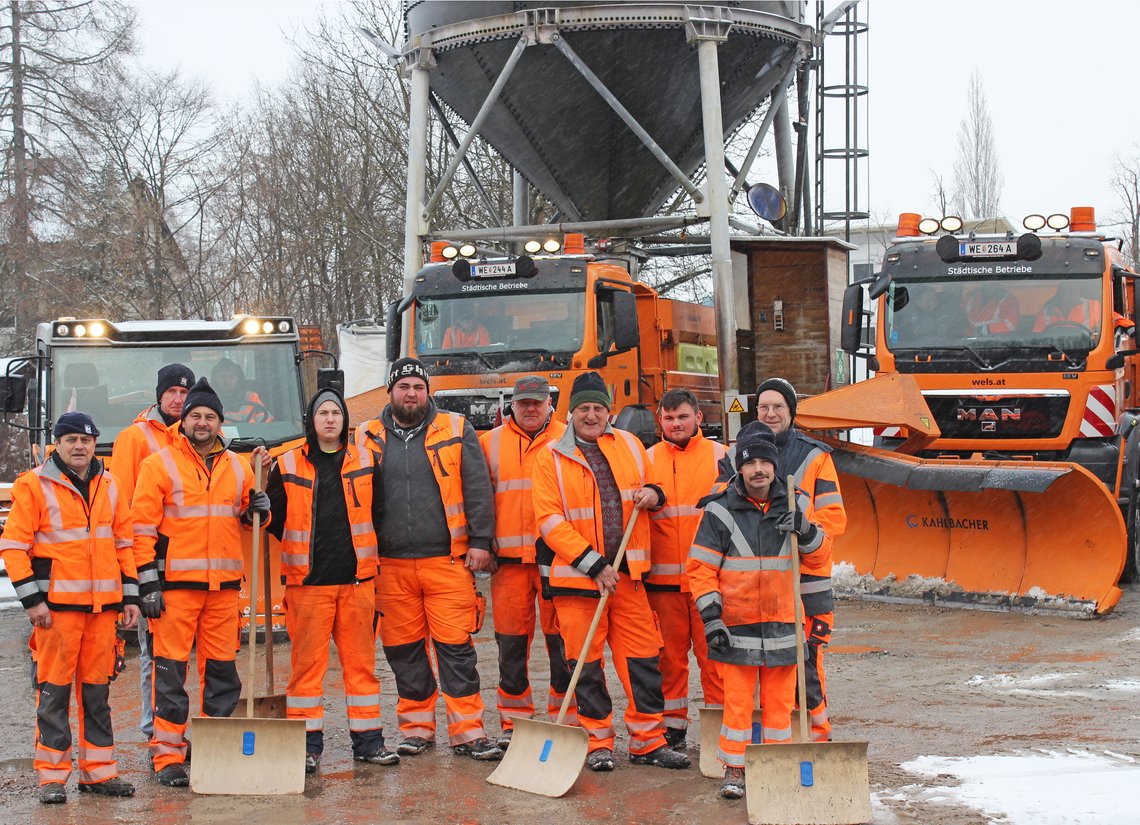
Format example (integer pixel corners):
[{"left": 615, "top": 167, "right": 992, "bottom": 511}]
[
  {"left": 751, "top": 722, "right": 762, "bottom": 744},
  {"left": 539, "top": 739, "right": 553, "bottom": 762},
  {"left": 800, "top": 760, "right": 814, "bottom": 787},
  {"left": 243, "top": 731, "right": 256, "bottom": 756}
]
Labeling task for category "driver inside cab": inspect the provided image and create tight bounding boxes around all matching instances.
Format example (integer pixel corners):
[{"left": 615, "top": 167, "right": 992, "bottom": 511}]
[
  {"left": 1033, "top": 282, "right": 1100, "bottom": 333},
  {"left": 211, "top": 357, "right": 273, "bottom": 423}
]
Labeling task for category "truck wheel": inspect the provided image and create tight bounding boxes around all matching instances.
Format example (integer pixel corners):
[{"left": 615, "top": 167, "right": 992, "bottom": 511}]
[{"left": 1123, "top": 503, "right": 1140, "bottom": 584}]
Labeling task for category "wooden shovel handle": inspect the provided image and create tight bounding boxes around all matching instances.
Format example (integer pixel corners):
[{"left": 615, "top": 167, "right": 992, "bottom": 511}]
[
  {"left": 788, "top": 476, "right": 810, "bottom": 744},
  {"left": 553, "top": 506, "right": 641, "bottom": 725},
  {"left": 247, "top": 460, "right": 263, "bottom": 718}
]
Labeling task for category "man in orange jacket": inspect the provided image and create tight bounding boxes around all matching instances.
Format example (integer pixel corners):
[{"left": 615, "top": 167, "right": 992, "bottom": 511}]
[
  {"left": 645, "top": 388, "right": 728, "bottom": 750},
  {"left": 479, "top": 376, "right": 575, "bottom": 748},
  {"left": 752, "top": 378, "right": 846, "bottom": 742},
  {"left": 110, "top": 362, "right": 194, "bottom": 741},
  {"left": 533, "top": 371, "right": 689, "bottom": 772},
  {"left": 132, "top": 378, "right": 270, "bottom": 788},
  {"left": 0, "top": 412, "right": 140, "bottom": 803},
  {"left": 266, "top": 387, "right": 395, "bottom": 774},
  {"left": 354, "top": 358, "right": 501, "bottom": 761},
  {"left": 688, "top": 422, "right": 830, "bottom": 799}
]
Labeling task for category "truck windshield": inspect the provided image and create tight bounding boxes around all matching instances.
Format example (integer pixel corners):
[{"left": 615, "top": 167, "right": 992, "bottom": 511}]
[
  {"left": 886, "top": 275, "right": 1104, "bottom": 352},
  {"left": 50, "top": 342, "right": 304, "bottom": 446},
  {"left": 413, "top": 290, "right": 586, "bottom": 358}
]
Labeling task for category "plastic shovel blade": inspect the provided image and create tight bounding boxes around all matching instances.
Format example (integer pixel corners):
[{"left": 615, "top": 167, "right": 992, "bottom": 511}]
[{"left": 486, "top": 717, "right": 589, "bottom": 797}]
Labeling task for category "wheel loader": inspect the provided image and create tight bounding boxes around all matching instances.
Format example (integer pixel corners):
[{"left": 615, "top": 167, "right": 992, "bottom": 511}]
[{"left": 799, "top": 207, "right": 1140, "bottom": 615}]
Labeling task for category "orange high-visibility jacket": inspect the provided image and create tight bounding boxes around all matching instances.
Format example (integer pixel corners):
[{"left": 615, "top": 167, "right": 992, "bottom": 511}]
[
  {"left": 646, "top": 430, "right": 729, "bottom": 592},
  {"left": 0, "top": 458, "right": 137, "bottom": 612},
  {"left": 353, "top": 411, "right": 472, "bottom": 558},
  {"left": 132, "top": 428, "right": 258, "bottom": 591},
  {"left": 686, "top": 477, "right": 829, "bottom": 667},
  {"left": 532, "top": 424, "right": 661, "bottom": 596},
  {"left": 479, "top": 415, "right": 566, "bottom": 564},
  {"left": 110, "top": 405, "right": 177, "bottom": 501},
  {"left": 274, "top": 441, "right": 379, "bottom": 584},
  {"left": 1034, "top": 298, "right": 1101, "bottom": 332}
]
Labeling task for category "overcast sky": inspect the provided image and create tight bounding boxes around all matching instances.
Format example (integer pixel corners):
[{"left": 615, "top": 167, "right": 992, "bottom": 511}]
[{"left": 133, "top": 0, "right": 1140, "bottom": 235}]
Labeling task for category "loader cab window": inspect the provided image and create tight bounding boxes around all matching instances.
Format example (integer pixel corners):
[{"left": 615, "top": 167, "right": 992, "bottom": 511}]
[{"left": 888, "top": 275, "right": 1103, "bottom": 353}]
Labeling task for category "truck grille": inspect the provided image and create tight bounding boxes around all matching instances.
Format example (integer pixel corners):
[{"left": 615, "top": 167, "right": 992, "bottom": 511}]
[{"left": 924, "top": 393, "right": 1069, "bottom": 439}]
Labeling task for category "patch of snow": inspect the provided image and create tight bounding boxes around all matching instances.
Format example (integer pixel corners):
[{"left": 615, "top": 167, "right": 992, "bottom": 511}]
[
  {"left": 967, "top": 672, "right": 1081, "bottom": 688},
  {"left": 1103, "top": 679, "right": 1140, "bottom": 692},
  {"left": 899, "top": 750, "right": 1140, "bottom": 824}
]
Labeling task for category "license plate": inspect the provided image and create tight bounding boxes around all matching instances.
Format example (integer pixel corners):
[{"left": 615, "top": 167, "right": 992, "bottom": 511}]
[
  {"left": 471, "top": 262, "right": 516, "bottom": 277},
  {"left": 959, "top": 240, "right": 1016, "bottom": 257}
]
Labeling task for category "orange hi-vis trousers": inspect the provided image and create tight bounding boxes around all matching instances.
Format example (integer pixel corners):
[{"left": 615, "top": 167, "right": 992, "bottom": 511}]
[
  {"left": 285, "top": 581, "right": 383, "bottom": 756},
  {"left": 553, "top": 573, "right": 668, "bottom": 755},
  {"left": 646, "top": 590, "right": 723, "bottom": 729},
  {"left": 33, "top": 610, "right": 120, "bottom": 787},
  {"left": 491, "top": 563, "right": 576, "bottom": 729},
  {"left": 378, "top": 555, "right": 487, "bottom": 747},
  {"left": 150, "top": 589, "right": 241, "bottom": 771},
  {"left": 717, "top": 661, "right": 796, "bottom": 768},
  {"left": 802, "top": 611, "right": 833, "bottom": 741}
]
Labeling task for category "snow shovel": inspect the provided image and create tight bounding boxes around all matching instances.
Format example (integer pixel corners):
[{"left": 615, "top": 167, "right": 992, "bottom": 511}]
[
  {"left": 487, "top": 507, "right": 642, "bottom": 797},
  {"left": 190, "top": 461, "right": 306, "bottom": 795},
  {"left": 744, "top": 478, "right": 870, "bottom": 825}
]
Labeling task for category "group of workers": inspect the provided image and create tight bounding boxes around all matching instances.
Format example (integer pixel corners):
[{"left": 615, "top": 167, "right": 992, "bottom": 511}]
[{"left": 0, "top": 354, "right": 844, "bottom": 805}]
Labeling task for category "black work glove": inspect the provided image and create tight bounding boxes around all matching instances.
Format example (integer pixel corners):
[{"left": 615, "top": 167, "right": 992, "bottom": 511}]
[
  {"left": 140, "top": 590, "right": 165, "bottom": 620},
  {"left": 705, "top": 625, "right": 730, "bottom": 652},
  {"left": 776, "top": 510, "right": 819, "bottom": 544}
]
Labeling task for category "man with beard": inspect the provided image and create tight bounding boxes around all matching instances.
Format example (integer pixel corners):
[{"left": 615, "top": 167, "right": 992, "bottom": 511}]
[
  {"left": 353, "top": 358, "right": 501, "bottom": 761},
  {"left": 110, "top": 362, "right": 194, "bottom": 743},
  {"left": 645, "top": 389, "right": 728, "bottom": 750},
  {"left": 479, "top": 376, "right": 575, "bottom": 748},
  {"left": 687, "top": 422, "right": 830, "bottom": 800},
  {"left": 132, "top": 378, "right": 271, "bottom": 788}
]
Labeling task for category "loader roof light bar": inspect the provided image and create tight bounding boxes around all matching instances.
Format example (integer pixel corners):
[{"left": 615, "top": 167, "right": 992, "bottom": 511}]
[
  {"left": 53, "top": 319, "right": 110, "bottom": 339},
  {"left": 240, "top": 317, "right": 292, "bottom": 336},
  {"left": 896, "top": 213, "right": 922, "bottom": 237}
]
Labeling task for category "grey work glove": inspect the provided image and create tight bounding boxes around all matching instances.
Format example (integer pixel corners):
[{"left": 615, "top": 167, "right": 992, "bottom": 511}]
[
  {"left": 776, "top": 510, "right": 819, "bottom": 544},
  {"left": 248, "top": 490, "right": 270, "bottom": 515},
  {"left": 139, "top": 590, "right": 165, "bottom": 620},
  {"left": 705, "top": 625, "right": 730, "bottom": 653}
]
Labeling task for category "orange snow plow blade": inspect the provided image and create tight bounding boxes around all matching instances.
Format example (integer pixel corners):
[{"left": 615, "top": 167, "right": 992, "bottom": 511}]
[
  {"left": 818, "top": 440, "right": 1125, "bottom": 615},
  {"left": 797, "top": 375, "right": 1125, "bottom": 615}
]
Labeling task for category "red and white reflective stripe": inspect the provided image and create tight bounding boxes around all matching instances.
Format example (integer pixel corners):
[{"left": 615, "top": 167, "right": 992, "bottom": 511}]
[
  {"left": 873, "top": 426, "right": 903, "bottom": 438},
  {"left": 1080, "top": 384, "right": 1117, "bottom": 437}
]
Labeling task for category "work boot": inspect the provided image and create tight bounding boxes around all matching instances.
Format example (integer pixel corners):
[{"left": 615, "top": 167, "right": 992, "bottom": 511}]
[
  {"left": 396, "top": 736, "right": 434, "bottom": 757},
  {"left": 453, "top": 738, "right": 503, "bottom": 761},
  {"left": 38, "top": 782, "right": 67, "bottom": 804},
  {"left": 78, "top": 777, "right": 135, "bottom": 797},
  {"left": 305, "top": 753, "right": 320, "bottom": 774},
  {"left": 355, "top": 746, "right": 400, "bottom": 766},
  {"left": 586, "top": 748, "right": 614, "bottom": 772},
  {"left": 496, "top": 729, "right": 513, "bottom": 750},
  {"left": 630, "top": 745, "right": 691, "bottom": 770},
  {"left": 720, "top": 767, "right": 745, "bottom": 799},
  {"left": 664, "top": 727, "right": 688, "bottom": 751},
  {"left": 155, "top": 763, "right": 190, "bottom": 787}
]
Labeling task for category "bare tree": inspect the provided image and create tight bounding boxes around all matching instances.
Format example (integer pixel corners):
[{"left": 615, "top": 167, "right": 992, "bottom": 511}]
[
  {"left": 1110, "top": 149, "right": 1140, "bottom": 270},
  {"left": 952, "top": 70, "right": 1003, "bottom": 220},
  {"left": 0, "top": 0, "right": 136, "bottom": 325},
  {"left": 930, "top": 169, "right": 951, "bottom": 218}
]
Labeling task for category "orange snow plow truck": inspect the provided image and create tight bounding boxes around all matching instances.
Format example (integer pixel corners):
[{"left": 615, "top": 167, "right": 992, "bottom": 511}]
[{"left": 802, "top": 207, "right": 1140, "bottom": 615}]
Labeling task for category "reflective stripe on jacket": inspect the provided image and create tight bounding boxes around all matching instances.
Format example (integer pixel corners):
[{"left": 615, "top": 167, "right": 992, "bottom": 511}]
[
  {"left": 646, "top": 430, "right": 728, "bottom": 591},
  {"left": 109, "top": 406, "right": 173, "bottom": 501},
  {"left": 276, "top": 442, "right": 379, "bottom": 584},
  {"left": 353, "top": 411, "right": 472, "bottom": 558},
  {"left": 479, "top": 415, "right": 566, "bottom": 564},
  {"left": 132, "top": 429, "right": 256, "bottom": 590},
  {"left": 0, "top": 459, "right": 137, "bottom": 611},
  {"left": 686, "top": 477, "right": 829, "bottom": 667},
  {"left": 532, "top": 424, "right": 657, "bottom": 594}
]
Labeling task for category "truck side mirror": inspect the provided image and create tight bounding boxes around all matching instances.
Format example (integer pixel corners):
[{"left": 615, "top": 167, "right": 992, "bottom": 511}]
[
  {"left": 840, "top": 283, "right": 865, "bottom": 354},
  {"left": 0, "top": 374, "right": 28, "bottom": 414},
  {"left": 316, "top": 368, "right": 345, "bottom": 394},
  {"left": 385, "top": 300, "right": 402, "bottom": 363},
  {"left": 613, "top": 291, "right": 639, "bottom": 351}
]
